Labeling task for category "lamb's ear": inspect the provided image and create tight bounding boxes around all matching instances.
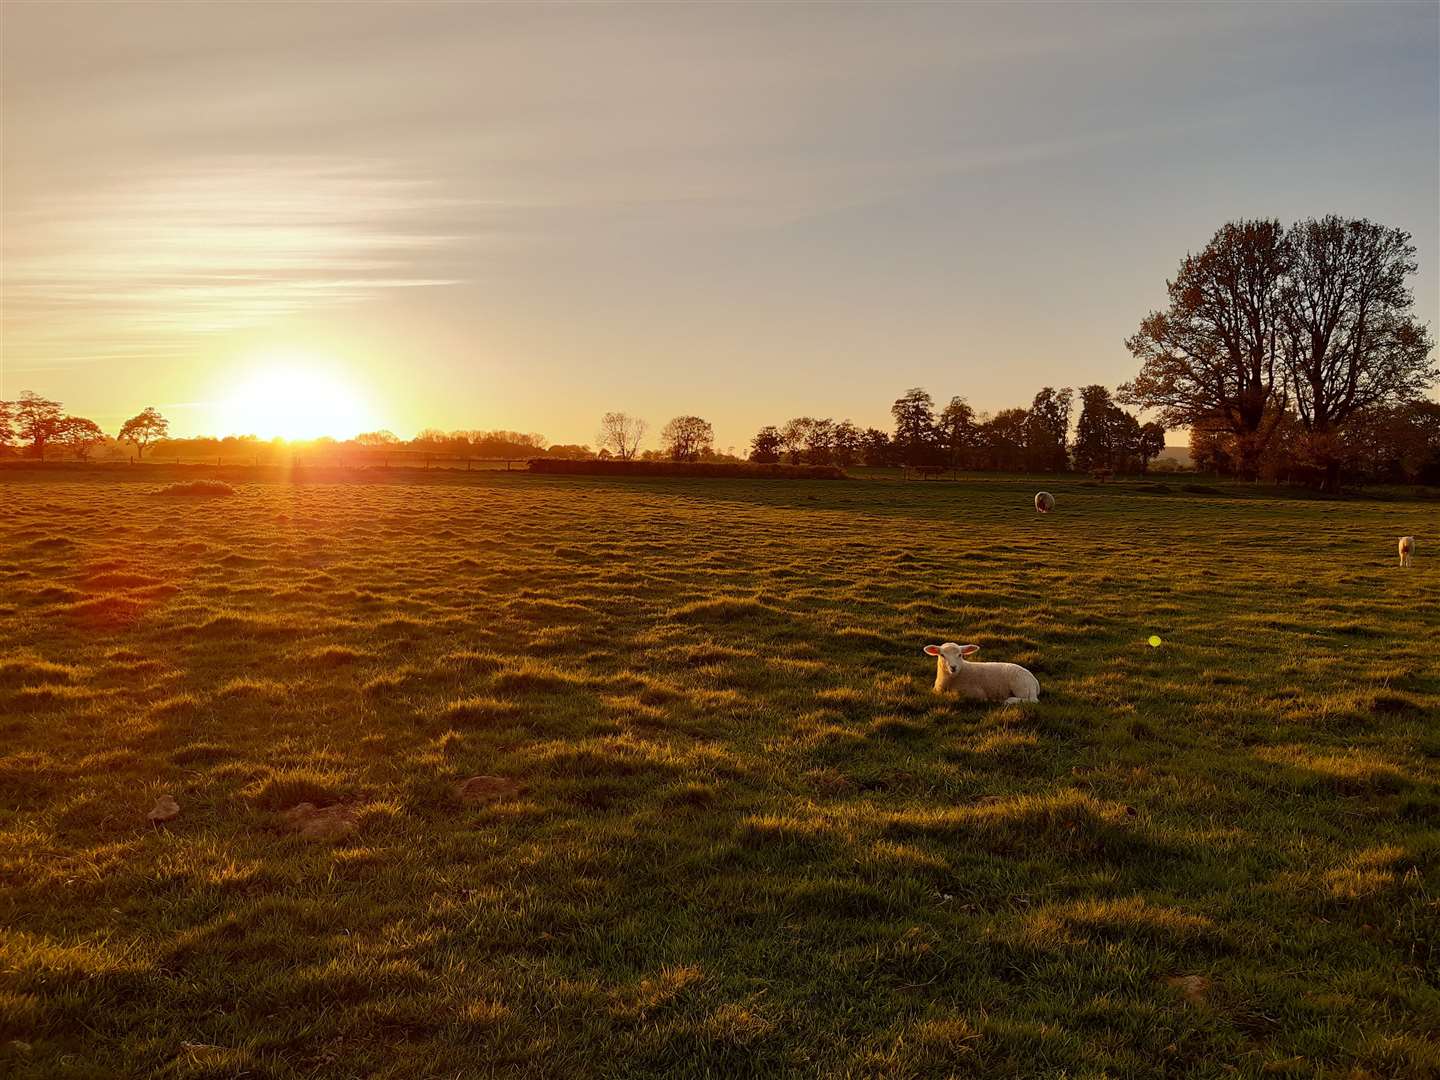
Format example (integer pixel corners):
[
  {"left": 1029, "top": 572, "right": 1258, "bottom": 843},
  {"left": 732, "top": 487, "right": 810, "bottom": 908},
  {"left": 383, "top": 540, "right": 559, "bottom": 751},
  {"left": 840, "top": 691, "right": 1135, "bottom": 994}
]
[
  {"left": 959, "top": 644, "right": 980, "bottom": 656},
  {"left": 923, "top": 645, "right": 941, "bottom": 656}
]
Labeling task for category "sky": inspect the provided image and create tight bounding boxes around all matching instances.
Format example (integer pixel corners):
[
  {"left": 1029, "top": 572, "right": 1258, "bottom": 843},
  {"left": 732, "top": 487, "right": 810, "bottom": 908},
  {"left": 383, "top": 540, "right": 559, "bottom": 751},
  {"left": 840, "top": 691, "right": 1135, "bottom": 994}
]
[{"left": 2, "top": 1, "right": 1437, "bottom": 450}]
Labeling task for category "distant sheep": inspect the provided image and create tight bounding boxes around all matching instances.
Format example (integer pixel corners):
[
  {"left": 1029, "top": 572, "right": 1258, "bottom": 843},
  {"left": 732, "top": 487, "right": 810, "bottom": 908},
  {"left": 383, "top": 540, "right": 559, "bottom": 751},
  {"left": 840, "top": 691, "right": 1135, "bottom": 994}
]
[
  {"left": 1399, "top": 536, "right": 1415, "bottom": 568},
  {"left": 1035, "top": 491, "right": 1055, "bottom": 513},
  {"left": 924, "top": 642, "right": 1040, "bottom": 703}
]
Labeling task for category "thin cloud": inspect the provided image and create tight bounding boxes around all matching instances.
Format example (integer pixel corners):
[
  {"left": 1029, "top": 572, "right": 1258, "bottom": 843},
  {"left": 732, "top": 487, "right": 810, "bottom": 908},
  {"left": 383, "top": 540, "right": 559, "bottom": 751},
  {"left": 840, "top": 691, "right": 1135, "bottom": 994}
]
[{"left": 2, "top": 158, "right": 465, "bottom": 365}]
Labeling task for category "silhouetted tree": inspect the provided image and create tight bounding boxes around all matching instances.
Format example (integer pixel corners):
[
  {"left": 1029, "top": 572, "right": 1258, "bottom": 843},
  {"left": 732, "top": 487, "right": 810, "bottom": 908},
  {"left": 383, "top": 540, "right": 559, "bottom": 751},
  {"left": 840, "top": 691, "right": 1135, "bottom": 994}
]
[
  {"left": 749, "top": 426, "right": 783, "bottom": 464},
  {"left": 355, "top": 430, "right": 400, "bottom": 446},
  {"left": 14, "top": 391, "right": 64, "bottom": 460},
  {"left": 1279, "top": 216, "right": 1437, "bottom": 491},
  {"left": 1121, "top": 219, "right": 1290, "bottom": 479},
  {"left": 860, "top": 427, "right": 892, "bottom": 467},
  {"left": 1136, "top": 421, "right": 1167, "bottom": 474},
  {"left": 802, "top": 418, "right": 836, "bottom": 465},
  {"left": 779, "top": 418, "right": 811, "bottom": 464},
  {"left": 831, "top": 420, "right": 863, "bottom": 467},
  {"left": 1072, "top": 385, "right": 1119, "bottom": 472},
  {"left": 661, "top": 415, "right": 714, "bottom": 462},
  {"left": 979, "top": 408, "right": 1027, "bottom": 472},
  {"left": 57, "top": 416, "right": 106, "bottom": 461},
  {"left": 118, "top": 406, "right": 170, "bottom": 460},
  {"left": 0, "top": 400, "right": 15, "bottom": 454},
  {"left": 1072, "top": 385, "right": 1159, "bottom": 474},
  {"left": 937, "top": 396, "right": 979, "bottom": 469},
  {"left": 597, "top": 412, "right": 647, "bottom": 460},
  {"left": 891, "top": 388, "right": 940, "bottom": 465},
  {"left": 1023, "top": 387, "right": 1072, "bottom": 471}
]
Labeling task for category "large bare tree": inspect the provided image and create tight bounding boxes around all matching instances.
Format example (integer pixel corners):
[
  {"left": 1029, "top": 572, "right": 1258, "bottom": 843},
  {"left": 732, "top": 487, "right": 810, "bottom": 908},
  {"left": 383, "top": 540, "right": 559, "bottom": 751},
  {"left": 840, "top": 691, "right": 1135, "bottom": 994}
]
[
  {"left": 660, "top": 415, "right": 714, "bottom": 462},
  {"left": 1279, "top": 216, "right": 1437, "bottom": 490},
  {"left": 1119, "top": 220, "right": 1289, "bottom": 479},
  {"left": 597, "top": 411, "right": 647, "bottom": 460}
]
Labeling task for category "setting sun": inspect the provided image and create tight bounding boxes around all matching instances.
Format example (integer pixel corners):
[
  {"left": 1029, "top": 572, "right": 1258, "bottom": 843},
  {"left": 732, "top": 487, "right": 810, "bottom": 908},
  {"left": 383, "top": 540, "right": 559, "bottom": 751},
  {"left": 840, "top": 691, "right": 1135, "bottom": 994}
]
[{"left": 215, "top": 353, "right": 375, "bottom": 440}]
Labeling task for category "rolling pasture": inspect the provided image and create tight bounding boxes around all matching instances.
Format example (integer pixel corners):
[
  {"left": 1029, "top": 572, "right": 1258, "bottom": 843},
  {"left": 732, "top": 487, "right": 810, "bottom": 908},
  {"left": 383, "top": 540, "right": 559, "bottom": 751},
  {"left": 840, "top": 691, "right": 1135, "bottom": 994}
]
[{"left": 1, "top": 468, "right": 1436, "bottom": 1078}]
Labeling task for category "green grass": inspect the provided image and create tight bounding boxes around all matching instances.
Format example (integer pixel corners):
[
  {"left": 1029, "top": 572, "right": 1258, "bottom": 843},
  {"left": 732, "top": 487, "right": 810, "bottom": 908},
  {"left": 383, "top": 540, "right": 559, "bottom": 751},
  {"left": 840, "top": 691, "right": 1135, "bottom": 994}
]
[{"left": 1, "top": 469, "right": 1436, "bottom": 1078}]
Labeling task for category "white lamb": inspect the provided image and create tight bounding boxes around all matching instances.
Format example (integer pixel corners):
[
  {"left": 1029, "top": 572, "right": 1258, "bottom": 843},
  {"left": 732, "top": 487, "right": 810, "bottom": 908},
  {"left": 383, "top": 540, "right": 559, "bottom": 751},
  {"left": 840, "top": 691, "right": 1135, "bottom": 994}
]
[
  {"left": 1399, "top": 536, "right": 1415, "bottom": 568},
  {"left": 924, "top": 642, "right": 1040, "bottom": 703}
]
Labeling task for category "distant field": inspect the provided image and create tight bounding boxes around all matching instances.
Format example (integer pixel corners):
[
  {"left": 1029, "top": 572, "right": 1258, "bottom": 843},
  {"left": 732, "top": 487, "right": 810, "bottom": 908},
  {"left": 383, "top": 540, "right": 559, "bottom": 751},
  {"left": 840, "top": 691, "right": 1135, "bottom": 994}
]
[{"left": 1, "top": 469, "right": 1436, "bottom": 1078}]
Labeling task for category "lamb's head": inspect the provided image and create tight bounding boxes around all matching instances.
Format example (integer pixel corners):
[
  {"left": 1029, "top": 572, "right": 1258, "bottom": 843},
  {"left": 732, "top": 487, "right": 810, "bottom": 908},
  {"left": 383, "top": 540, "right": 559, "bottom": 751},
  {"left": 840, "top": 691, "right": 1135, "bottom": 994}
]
[{"left": 924, "top": 642, "right": 980, "bottom": 675}]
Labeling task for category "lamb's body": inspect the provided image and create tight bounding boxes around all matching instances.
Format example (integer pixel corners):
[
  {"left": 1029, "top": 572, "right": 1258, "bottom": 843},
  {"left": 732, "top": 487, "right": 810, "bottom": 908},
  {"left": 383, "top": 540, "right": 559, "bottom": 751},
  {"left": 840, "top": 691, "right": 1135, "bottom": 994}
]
[
  {"left": 926, "top": 643, "right": 1040, "bottom": 703},
  {"left": 1399, "top": 536, "right": 1415, "bottom": 567}
]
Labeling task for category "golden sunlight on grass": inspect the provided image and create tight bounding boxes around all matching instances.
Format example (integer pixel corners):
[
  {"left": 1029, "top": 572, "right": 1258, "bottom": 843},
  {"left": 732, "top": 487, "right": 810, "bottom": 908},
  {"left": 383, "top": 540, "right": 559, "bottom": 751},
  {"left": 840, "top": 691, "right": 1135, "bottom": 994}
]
[{"left": 1, "top": 469, "right": 1436, "bottom": 1077}]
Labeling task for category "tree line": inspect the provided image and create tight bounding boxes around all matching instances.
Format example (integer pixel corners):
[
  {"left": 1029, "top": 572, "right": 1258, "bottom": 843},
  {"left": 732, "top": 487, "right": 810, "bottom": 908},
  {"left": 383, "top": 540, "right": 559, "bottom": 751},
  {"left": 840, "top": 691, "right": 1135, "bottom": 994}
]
[
  {"left": 0, "top": 393, "right": 169, "bottom": 462},
  {"left": 745, "top": 386, "right": 1169, "bottom": 474},
  {"left": 743, "top": 214, "right": 1437, "bottom": 486},
  {"left": 4, "top": 214, "right": 1432, "bottom": 486}
]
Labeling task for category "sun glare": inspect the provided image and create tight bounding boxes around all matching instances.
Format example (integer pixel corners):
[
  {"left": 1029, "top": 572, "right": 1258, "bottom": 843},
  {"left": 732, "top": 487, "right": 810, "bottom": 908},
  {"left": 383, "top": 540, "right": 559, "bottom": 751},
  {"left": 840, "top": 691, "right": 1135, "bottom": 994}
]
[{"left": 216, "top": 352, "right": 375, "bottom": 440}]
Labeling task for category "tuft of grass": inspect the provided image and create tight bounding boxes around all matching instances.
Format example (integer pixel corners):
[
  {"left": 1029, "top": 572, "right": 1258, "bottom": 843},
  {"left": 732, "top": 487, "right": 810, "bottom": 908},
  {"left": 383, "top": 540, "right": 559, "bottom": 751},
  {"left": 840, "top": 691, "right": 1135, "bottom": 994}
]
[
  {"left": 0, "top": 656, "right": 86, "bottom": 688},
  {"left": 155, "top": 479, "right": 236, "bottom": 496},
  {"left": 439, "top": 696, "right": 520, "bottom": 726}
]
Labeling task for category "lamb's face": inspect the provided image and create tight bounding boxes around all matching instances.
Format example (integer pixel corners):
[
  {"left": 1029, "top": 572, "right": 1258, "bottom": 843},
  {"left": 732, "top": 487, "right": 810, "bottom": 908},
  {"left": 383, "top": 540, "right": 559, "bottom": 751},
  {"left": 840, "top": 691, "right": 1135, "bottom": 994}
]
[{"left": 924, "top": 642, "right": 978, "bottom": 674}]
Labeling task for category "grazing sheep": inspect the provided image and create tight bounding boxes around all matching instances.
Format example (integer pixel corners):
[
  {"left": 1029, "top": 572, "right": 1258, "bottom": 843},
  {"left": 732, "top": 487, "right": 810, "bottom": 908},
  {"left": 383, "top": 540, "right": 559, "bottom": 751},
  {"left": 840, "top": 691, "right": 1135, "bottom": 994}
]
[
  {"left": 924, "top": 642, "right": 1040, "bottom": 703},
  {"left": 1035, "top": 491, "right": 1055, "bottom": 513},
  {"left": 1399, "top": 536, "right": 1415, "bottom": 567}
]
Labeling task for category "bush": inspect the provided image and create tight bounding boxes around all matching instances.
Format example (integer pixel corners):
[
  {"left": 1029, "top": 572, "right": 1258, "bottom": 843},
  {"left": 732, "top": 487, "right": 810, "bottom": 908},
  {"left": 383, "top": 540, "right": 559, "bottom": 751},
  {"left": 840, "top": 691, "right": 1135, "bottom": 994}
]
[
  {"left": 527, "top": 459, "right": 846, "bottom": 480},
  {"left": 154, "top": 480, "right": 237, "bottom": 496}
]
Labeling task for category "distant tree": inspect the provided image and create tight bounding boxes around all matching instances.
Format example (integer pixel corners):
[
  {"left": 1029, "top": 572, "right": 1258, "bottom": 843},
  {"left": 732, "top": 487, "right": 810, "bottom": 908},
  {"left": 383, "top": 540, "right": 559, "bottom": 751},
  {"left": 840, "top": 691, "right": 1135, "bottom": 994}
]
[
  {"left": 1072, "top": 385, "right": 1157, "bottom": 474},
  {"left": 1389, "top": 401, "right": 1440, "bottom": 484},
  {"left": 1023, "top": 387, "right": 1072, "bottom": 471},
  {"left": 936, "top": 396, "right": 979, "bottom": 469},
  {"left": 1120, "top": 219, "right": 1290, "bottom": 479},
  {"left": 118, "top": 406, "right": 169, "bottom": 460},
  {"left": 56, "top": 416, "right": 106, "bottom": 461},
  {"left": 14, "top": 391, "right": 65, "bottom": 460},
  {"left": 1279, "top": 216, "right": 1437, "bottom": 491},
  {"left": 891, "top": 388, "right": 940, "bottom": 465},
  {"left": 0, "top": 399, "right": 14, "bottom": 451},
  {"left": 661, "top": 415, "right": 714, "bottom": 462},
  {"left": 749, "top": 425, "right": 783, "bottom": 464},
  {"left": 354, "top": 430, "right": 400, "bottom": 446},
  {"left": 1072, "top": 385, "right": 1118, "bottom": 472},
  {"left": 597, "top": 411, "right": 647, "bottom": 460},
  {"left": 831, "top": 420, "right": 863, "bottom": 467},
  {"left": 1189, "top": 416, "right": 1237, "bottom": 476},
  {"left": 979, "top": 408, "right": 1027, "bottom": 472},
  {"left": 779, "top": 418, "right": 812, "bottom": 464},
  {"left": 1136, "top": 421, "right": 1167, "bottom": 474},
  {"left": 860, "top": 427, "right": 892, "bottom": 467},
  {"left": 802, "top": 418, "right": 836, "bottom": 465},
  {"left": 413, "top": 428, "right": 449, "bottom": 445}
]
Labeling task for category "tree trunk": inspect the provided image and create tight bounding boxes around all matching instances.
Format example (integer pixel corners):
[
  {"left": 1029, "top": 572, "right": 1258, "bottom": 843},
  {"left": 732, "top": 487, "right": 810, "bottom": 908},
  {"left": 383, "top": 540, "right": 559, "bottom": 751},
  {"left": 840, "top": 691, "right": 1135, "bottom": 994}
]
[{"left": 1321, "top": 460, "right": 1342, "bottom": 494}]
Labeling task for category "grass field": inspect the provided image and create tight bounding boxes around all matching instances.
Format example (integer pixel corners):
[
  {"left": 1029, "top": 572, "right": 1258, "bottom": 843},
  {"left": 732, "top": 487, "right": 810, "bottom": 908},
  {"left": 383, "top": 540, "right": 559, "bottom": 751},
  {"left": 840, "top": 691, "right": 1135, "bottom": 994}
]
[{"left": 1, "top": 468, "right": 1436, "bottom": 1079}]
